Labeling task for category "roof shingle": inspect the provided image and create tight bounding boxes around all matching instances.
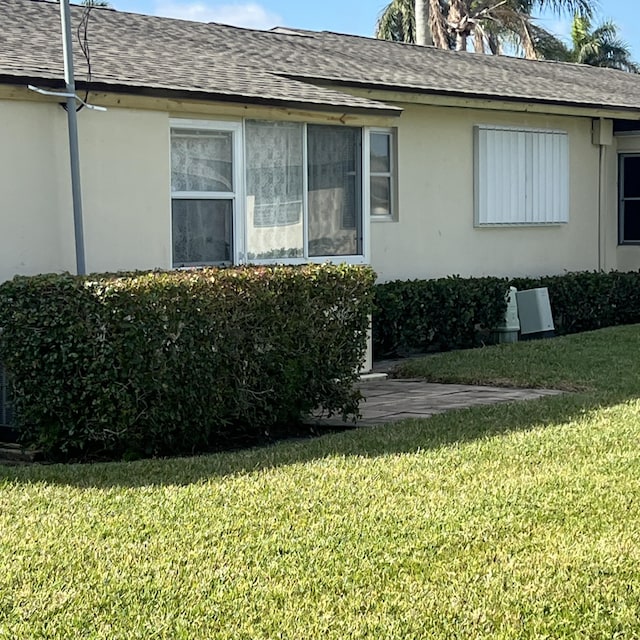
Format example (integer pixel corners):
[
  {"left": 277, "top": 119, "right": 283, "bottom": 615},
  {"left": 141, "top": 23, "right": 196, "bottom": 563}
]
[{"left": 3, "top": 0, "right": 640, "bottom": 117}]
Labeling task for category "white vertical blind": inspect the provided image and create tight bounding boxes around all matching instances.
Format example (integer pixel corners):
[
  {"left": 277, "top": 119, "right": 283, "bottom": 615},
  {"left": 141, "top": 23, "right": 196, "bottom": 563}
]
[{"left": 474, "top": 126, "right": 569, "bottom": 225}]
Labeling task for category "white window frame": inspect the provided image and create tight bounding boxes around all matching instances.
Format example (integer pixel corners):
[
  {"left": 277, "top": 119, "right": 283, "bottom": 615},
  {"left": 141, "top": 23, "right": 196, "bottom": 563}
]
[
  {"left": 367, "top": 127, "right": 398, "bottom": 222},
  {"left": 170, "top": 119, "right": 244, "bottom": 266},
  {"left": 170, "top": 117, "right": 371, "bottom": 267},
  {"left": 474, "top": 125, "right": 569, "bottom": 227}
]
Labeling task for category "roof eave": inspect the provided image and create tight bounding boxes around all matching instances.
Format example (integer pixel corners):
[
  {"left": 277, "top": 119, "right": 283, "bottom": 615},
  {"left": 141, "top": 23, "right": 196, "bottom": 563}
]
[
  {"left": 288, "top": 76, "right": 640, "bottom": 119},
  {"left": 0, "top": 74, "right": 402, "bottom": 118}
]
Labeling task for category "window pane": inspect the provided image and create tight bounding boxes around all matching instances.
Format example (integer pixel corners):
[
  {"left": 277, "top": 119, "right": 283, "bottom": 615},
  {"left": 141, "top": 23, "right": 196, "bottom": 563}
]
[
  {"left": 308, "top": 125, "right": 362, "bottom": 257},
  {"left": 245, "top": 120, "right": 304, "bottom": 260},
  {"left": 370, "top": 132, "right": 391, "bottom": 173},
  {"left": 171, "top": 129, "right": 233, "bottom": 192},
  {"left": 172, "top": 199, "right": 232, "bottom": 265},
  {"left": 371, "top": 176, "right": 391, "bottom": 216},
  {"left": 623, "top": 199, "right": 640, "bottom": 242},
  {"left": 623, "top": 156, "right": 640, "bottom": 198}
]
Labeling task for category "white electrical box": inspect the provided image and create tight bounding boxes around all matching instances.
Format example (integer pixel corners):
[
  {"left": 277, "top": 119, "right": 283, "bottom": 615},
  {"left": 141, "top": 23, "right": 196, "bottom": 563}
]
[{"left": 516, "top": 287, "right": 555, "bottom": 336}]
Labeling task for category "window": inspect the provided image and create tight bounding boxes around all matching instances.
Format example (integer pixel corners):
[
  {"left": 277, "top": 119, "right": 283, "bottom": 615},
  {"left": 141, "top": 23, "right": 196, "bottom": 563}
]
[
  {"left": 307, "top": 124, "right": 362, "bottom": 256},
  {"left": 369, "top": 129, "right": 396, "bottom": 219},
  {"left": 474, "top": 125, "right": 569, "bottom": 226},
  {"left": 619, "top": 154, "right": 640, "bottom": 244},
  {"left": 245, "top": 120, "right": 304, "bottom": 260},
  {"left": 171, "top": 122, "right": 242, "bottom": 266},
  {"left": 170, "top": 119, "right": 387, "bottom": 265}
]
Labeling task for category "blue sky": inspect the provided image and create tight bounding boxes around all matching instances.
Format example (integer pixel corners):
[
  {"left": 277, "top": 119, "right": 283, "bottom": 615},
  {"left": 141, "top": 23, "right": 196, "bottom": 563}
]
[{"left": 101, "top": 0, "right": 640, "bottom": 59}]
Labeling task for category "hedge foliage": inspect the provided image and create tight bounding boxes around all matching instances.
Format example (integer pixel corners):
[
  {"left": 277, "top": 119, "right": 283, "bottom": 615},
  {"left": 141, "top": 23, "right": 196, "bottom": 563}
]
[
  {"left": 373, "top": 270, "right": 640, "bottom": 357},
  {"left": 511, "top": 271, "right": 640, "bottom": 335},
  {"left": 373, "top": 276, "right": 508, "bottom": 357},
  {"left": 0, "top": 265, "right": 374, "bottom": 460}
]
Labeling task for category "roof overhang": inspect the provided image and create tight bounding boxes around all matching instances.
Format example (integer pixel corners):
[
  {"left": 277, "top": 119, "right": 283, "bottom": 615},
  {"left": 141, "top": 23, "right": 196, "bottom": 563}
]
[
  {"left": 291, "top": 76, "right": 640, "bottom": 121},
  {"left": 0, "top": 73, "right": 403, "bottom": 119}
]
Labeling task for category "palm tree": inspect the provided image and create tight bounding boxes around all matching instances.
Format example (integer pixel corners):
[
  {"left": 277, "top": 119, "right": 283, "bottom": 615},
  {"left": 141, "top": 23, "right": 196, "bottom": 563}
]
[
  {"left": 376, "top": 0, "right": 594, "bottom": 59},
  {"left": 566, "top": 15, "right": 637, "bottom": 71},
  {"left": 376, "top": 0, "right": 416, "bottom": 43},
  {"left": 415, "top": 0, "right": 433, "bottom": 45},
  {"left": 376, "top": 0, "right": 454, "bottom": 48}
]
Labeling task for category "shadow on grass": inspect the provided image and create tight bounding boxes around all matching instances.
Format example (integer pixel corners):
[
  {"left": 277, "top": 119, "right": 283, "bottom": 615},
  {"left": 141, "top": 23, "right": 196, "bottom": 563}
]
[{"left": 0, "top": 387, "right": 632, "bottom": 489}]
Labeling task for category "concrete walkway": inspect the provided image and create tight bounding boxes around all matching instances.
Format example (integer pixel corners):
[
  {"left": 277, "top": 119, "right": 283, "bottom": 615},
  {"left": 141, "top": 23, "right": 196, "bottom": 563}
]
[{"left": 314, "top": 377, "right": 562, "bottom": 427}]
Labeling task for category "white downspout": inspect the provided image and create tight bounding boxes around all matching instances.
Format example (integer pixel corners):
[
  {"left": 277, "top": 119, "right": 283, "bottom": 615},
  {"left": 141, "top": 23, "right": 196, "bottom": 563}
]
[
  {"left": 598, "top": 143, "right": 605, "bottom": 270},
  {"left": 593, "top": 118, "right": 613, "bottom": 272}
]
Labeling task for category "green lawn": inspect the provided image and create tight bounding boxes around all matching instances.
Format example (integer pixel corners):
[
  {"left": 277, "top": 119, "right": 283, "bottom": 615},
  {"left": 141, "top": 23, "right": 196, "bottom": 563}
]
[{"left": 2, "top": 326, "right": 640, "bottom": 639}]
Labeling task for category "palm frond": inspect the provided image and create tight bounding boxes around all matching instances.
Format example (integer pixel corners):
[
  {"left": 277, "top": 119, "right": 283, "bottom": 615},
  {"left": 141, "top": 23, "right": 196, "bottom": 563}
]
[
  {"left": 569, "top": 14, "right": 637, "bottom": 72},
  {"left": 531, "top": 0, "right": 594, "bottom": 18},
  {"left": 376, "top": 0, "right": 416, "bottom": 42}
]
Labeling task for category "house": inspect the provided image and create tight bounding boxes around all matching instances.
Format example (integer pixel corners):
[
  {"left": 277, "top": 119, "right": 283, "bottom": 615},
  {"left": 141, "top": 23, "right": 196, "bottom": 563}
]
[{"left": 3, "top": 0, "right": 640, "bottom": 286}]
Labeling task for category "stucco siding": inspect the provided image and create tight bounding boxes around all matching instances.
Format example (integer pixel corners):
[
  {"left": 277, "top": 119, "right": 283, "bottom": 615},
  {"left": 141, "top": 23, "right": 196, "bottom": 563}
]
[
  {"left": 79, "top": 107, "right": 171, "bottom": 273},
  {"left": 0, "top": 100, "right": 171, "bottom": 283},
  {"left": 0, "top": 95, "right": 620, "bottom": 285},
  {"left": 371, "top": 104, "right": 601, "bottom": 281},
  {"left": 0, "top": 101, "right": 73, "bottom": 283}
]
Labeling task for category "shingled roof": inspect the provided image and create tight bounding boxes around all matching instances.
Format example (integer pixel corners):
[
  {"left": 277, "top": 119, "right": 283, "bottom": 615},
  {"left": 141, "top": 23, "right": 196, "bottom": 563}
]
[{"left": 3, "top": 0, "right": 640, "bottom": 118}]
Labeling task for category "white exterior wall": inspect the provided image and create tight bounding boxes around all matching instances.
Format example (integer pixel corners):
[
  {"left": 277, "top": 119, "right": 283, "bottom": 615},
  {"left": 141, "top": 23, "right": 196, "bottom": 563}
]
[
  {"left": 0, "top": 99, "right": 170, "bottom": 283},
  {"left": 371, "top": 104, "right": 601, "bottom": 281},
  {"left": 80, "top": 108, "right": 171, "bottom": 273},
  {"left": 0, "top": 101, "right": 72, "bottom": 281},
  {"left": 0, "top": 94, "right": 627, "bottom": 285}
]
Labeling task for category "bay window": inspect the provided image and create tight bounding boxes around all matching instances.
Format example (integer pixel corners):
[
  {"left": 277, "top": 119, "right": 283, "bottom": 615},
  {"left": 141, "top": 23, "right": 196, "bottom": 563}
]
[{"left": 170, "top": 119, "right": 393, "bottom": 266}]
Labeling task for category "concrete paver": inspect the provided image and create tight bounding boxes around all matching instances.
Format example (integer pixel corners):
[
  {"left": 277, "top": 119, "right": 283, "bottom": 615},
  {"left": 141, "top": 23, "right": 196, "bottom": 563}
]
[{"left": 311, "top": 378, "right": 562, "bottom": 427}]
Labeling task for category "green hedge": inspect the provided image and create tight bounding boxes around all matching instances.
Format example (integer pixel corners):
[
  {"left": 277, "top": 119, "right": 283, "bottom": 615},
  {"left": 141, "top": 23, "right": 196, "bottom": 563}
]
[
  {"left": 373, "top": 271, "right": 640, "bottom": 358},
  {"left": 373, "top": 276, "right": 508, "bottom": 357},
  {"left": 511, "top": 271, "right": 640, "bottom": 335},
  {"left": 0, "top": 265, "right": 374, "bottom": 460}
]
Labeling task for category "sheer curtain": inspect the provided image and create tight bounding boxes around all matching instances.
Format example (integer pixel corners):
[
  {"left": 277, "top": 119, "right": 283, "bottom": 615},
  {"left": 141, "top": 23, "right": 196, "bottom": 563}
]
[
  {"left": 171, "top": 129, "right": 233, "bottom": 192},
  {"left": 171, "top": 128, "right": 234, "bottom": 265},
  {"left": 245, "top": 120, "right": 304, "bottom": 259}
]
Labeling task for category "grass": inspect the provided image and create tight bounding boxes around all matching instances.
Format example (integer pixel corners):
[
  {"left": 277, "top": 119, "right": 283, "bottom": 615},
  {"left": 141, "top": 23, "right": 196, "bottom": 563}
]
[
  {"left": 2, "top": 325, "right": 640, "bottom": 638},
  {"left": 395, "top": 324, "right": 640, "bottom": 393}
]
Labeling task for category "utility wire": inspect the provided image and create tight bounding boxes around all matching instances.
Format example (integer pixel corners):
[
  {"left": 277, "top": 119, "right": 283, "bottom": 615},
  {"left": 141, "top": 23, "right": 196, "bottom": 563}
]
[{"left": 76, "top": 3, "right": 93, "bottom": 112}]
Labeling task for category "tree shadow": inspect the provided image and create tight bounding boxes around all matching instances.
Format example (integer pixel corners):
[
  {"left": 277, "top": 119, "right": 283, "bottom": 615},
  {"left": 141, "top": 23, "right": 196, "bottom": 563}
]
[{"left": 0, "top": 387, "right": 631, "bottom": 489}]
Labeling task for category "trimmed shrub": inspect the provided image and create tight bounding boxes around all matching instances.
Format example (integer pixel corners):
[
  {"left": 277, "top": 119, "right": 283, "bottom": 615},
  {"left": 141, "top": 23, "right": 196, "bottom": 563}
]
[
  {"left": 511, "top": 271, "right": 640, "bottom": 335},
  {"left": 373, "top": 270, "right": 640, "bottom": 358},
  {"left": 373, "top": 276, "right": 508, "bottom": 357},
  {"left": 0, "top": 265, "right": 374, "bottom": 460}
]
